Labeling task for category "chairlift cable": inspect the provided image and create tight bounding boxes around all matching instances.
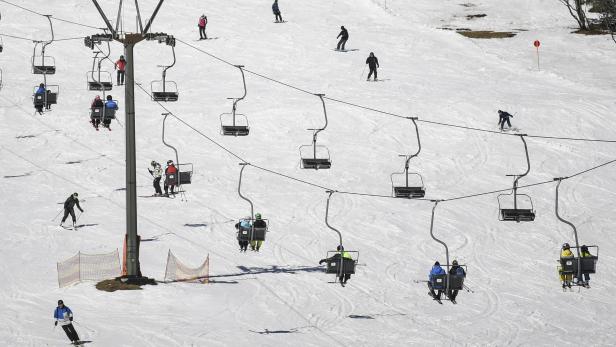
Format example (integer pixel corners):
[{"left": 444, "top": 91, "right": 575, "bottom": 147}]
[
  {"left": 0, "top": 0, "right": 99, "bottom": 29},
  {"left": 135, "top": 82, "right": 616, "bottom": 207},
  {"left": 175, "top": 38, "right": 616, "bottom": 144}
]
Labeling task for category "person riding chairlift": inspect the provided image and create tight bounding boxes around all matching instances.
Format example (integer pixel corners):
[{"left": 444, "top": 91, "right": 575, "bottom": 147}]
[{"left": 164, "top": 160, "right": 178, "bottom": 196}]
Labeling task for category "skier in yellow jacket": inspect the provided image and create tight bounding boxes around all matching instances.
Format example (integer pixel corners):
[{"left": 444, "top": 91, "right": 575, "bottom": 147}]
[{"left": 560, "top": 243, "right": 574, "bottom": 289}]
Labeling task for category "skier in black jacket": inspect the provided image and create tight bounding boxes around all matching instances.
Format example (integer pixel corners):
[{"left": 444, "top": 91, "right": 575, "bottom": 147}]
[
  {"left": 498, "top": 110, "right": 514, "bottom": 131},
  {"left": 366, "top": 52, "right": 380, "bottom": 81},
  {"left": 60, "top": 193, "right": 84, "bottom": 228},
  {"left": 336, "top": 26, "right": 349, "bottom": 51}
]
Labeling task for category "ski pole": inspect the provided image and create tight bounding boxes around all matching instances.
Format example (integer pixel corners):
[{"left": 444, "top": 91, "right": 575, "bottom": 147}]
[
  {"left": 51, "top": 208, "right": 64, "bottom": 222},
  {"left": 73, "top": 321, "right": 95, "bottom": 332},
  {"left": 463, "top": 284, "right": 474, "bottom": 293},
  {"left": 75, "top": 211, "right": 83, "bottom": 223},
  {"left": 360, "top": 64, "right": 367, "bottom": 80}
]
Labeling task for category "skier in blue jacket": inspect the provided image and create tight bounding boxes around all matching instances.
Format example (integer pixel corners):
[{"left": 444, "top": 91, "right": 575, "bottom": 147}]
[
  {"left": 54, "top": 300, "right": 80, "bottom": 344},
  {"left": 428, "top": 261, "right": 446, "bottom": 300},
  {"left": 102, "top": 95, "right": 118, "bottom": 129}
]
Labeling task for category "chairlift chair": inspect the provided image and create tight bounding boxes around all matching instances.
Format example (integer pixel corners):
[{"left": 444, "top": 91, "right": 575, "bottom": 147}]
[
  {"left": 236, "top": 163, "right": 268, "bottom": 243},
  {"left": 151, "top": 39, "right": 179, "bottom": 102},
  {"left": 299, "top": 94, "right": 332, "bottom": 170},
  {"left": 497, "top": 135, "right": 535, "bottom": 222},
  {"left": 220, "top": 65, "right": 250, "bottom": 136},
  {"left": 554, "top": 178, "right": 599, "bottom": 285},
  {"left": 31, "top": 16, "right": 56, "bottom": 75},
  {"left": 87, "top": 50, "right": 113, "bottom": 91},
  {"left": 90, "top": 106, "right": 117, "bottom": 121},
  {"left": 391, "top": 118, "right": 425, "bottom": 198},
  {"left": 161, "top": 113, "right": 194, "bottom": 189},
  {"left": 322, "top": 191, "right": 359, "bottom": 284},
  {"left": 33, "top": 84, "right": 59, "bottom": 108}
]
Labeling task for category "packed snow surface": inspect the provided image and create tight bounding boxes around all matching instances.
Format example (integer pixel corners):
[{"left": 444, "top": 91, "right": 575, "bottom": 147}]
[{"left": 1, "top": 0, "right": 615, "bottom": 345}]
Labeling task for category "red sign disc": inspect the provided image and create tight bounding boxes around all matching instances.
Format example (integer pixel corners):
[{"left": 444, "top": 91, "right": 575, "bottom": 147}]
[{"left": 533, "top": 40, "right": 541, "bottom": 48}]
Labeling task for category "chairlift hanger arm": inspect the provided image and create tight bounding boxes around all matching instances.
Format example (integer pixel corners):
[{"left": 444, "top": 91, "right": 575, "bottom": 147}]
[
  {"left": 90, "top": 0, "right": 116, "bottom": 35},
  {"left": 238, "top": 163, "right": 254, "bottom": 220},
  {"left": 554, "top": 178, "right": 581, "bottom": 258},
  {"left": 325, "top": 190, "right": 343, "bottom": 248},
  {"left": 428, "top": 200, "right": 450, "bottom": 272},
  {"left": 162, "top": 113, "right": 181, "bottom": 184}
]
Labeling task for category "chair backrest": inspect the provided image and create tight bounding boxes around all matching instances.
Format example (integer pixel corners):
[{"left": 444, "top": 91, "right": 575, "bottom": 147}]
[{"left": 431, "top": 274, "right": 447, "bottom": 289}]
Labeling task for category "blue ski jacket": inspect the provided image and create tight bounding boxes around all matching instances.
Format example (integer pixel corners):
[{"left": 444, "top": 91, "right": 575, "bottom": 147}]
[
  {"left": 105, "top": 100, "right": 118, "bottom": 110},
  {"left": 35, "top": 86, "right": 46, "bottom": 94},
  {"left": 429, "top": 265, "right": 445, "bottom": 281},
  {"left": 272, "top": 2, "right": 280, "bottom": 13},
  {"left": 54, "top": 306, "right": 73, "bottom": 326}
]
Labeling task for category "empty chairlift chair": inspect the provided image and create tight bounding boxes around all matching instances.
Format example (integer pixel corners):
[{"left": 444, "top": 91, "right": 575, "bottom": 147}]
[
  {"left": 220, "top": 65, "right": 250, "bottom": 136},
  {"left": 31, "top": 15, "right": 56, "bottom": 75},
  {"left": 151, "top": 36, "right": 179, "bottom": 102},
  {"left": 86, "top": 52, "right": 113, "bottom": 91},
  {"left": 299, "top": 94, "right": 332, "bottom": 170},
  {"left": 391, "top": 117, "right": 425, "bottom": 198},
  {"left": 497, "top": 135, "right": 535, "bottom": 222}
]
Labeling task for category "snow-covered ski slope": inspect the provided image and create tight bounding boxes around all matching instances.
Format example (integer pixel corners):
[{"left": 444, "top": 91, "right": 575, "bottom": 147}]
[{"left": 1, "top": 0, "right": 615, "bottom": 345}]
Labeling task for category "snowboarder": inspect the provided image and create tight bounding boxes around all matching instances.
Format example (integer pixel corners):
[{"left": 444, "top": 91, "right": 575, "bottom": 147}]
[
  {"left": 498, "top": 110, "right": 514, "bottom": 131},
  {"left": 34, "top": 83, "right": 46, "bottom": 114},
  {"left": 148, "top": 161, "right": 163, "bottom": 196},
  {"left": 560, "top": 243, "right": 574, "bottom": 289},
  {"left": 365, "top": 52, "right": 379, "bottom": 81},
  {"left": 103, "top": 95, "right": 118, "bottom": 129},
  {"left": 54, "top": 300, "right": 80, "bottom": 345},
  {"left": 319, "top": 245, "right": 353, "bottom": 285},
  {"left": 428, "top": 261, "right": 446, "bottom": 301},
  {"left": 272, "top": 0, "right": 283, "bottom": 23},
  {"left": 235, "top": 218, "right": 251, "bottom": 252},
  {"left": 579, "top": 245, "right": 593, "bottom": 287},
  {"left": 336, "top": 26, "right": 349, "bottom": 51},
  {"left": 198, "top": 15, "right": 207, "bottom": 40},
  {"left": 249, "top": 213, "right": 267, "bottom": 251},
  {"left": 60, "top": 193, "right": 84, "bottom": 229},
  {"left": 447, "top": 260, "right": 466, "bottom": 302},
  {"left": 115, "top": 55, "right": 126, "bottom": 86},
  {"left": 164, "top": 160, "right": 178, "bottom": 196},
  {"left": 90, "top": 95, "right": 103, "bottom": 129}
]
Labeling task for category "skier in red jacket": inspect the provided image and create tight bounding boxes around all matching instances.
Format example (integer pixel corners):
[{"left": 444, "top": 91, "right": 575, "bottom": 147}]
[
  {"left": 115, "top": 55, "right": 127, "bottom": 86},
  {"left": 198, "top": 15, "right": 208, "bottom": 40},
  {"left": 164, "top": 160, "right": 178, "bottom": 196}
]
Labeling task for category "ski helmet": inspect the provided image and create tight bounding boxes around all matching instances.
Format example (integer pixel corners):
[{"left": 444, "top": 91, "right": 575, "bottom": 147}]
[
  {"left": 58, "top": 299, "right": 64, "bottom": 305},
  {"left": 255, "top": 213, "right": 262, "bottom": 220},
  {"left": 336, "top": 245, "right": 344, "bottom": 251},
  {"left": 452, "top": 260, "right": 458, "bottom": 266},
  {"left": 167, "top": 160, "right": 173, "bottom": 165},
  {"left": 72, "top": 192, "right": 78, "bottom": 197},
  {"left": 151, "top": 160, "right": 157, "bottom": 166},
  {"left": 562, "top": 243, "right": 570, "bottom": 249},
  {"left": 434, "top": 261, "right": 440, "bottom": 266},
  {"left": 120, "top": 55, "right": 124, "bottom": 59}
]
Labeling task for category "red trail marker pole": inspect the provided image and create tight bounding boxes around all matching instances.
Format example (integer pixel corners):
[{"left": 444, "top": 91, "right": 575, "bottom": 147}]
[{"left": 533, "top": 40, "right": 541, "bottom": 70}]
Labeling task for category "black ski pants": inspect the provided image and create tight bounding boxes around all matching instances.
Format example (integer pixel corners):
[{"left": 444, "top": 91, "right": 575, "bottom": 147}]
[
  {"left": 274, "top": 12, "right": 283, "bottom": 22},
  {"left": 339, "top": 273, "right": 351, "bottom": 284},
  {"left": 367, "top": 67, "right": 378, "bottom": 80},
  {"left": 448, "top": 289, "right": 459, "bottom": 301},
  {"left": 428, "top": 282, "right": 443, "bottom": 300},
  {"left": 337, "top": 38, "right": 348, "bottom": 50},
  {"left": 62, "top": 323, "right": 80, "bottom": 342},
  {"left": 199, "top": 26, "right": 207, "bottom": 39},
  {"left": 153, "top": 177, "right": 162, "bottom": 195},
  {"left": 239, "top": 240, "right": 249, "bottom": 251},
  {"left": 117, "top": 70, "right": 125, "bottom": 85},
  {"left": 61, "top": 209, "right": 76, "bottom": 223},
  {"left": 499, "top": 117, "right": 511, "bottom": 130}
]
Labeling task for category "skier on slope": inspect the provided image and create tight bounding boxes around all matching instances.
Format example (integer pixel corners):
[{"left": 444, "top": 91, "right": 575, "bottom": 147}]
[
  {"left": 54, "top": 300, "right": 80, "bottom": 345},
  {"left": 559, "top": 243, "right": 574, "bottom": 289},
  {"left": 102, "top": 95, "right": 118, "bottom": 130},
  {"left": 272, "top": 0, "right": 283, "bottom": 23},
  {"left": 148, "top": 161, "right": 163, "bottom": 196},
  {"left": 90, "top": 95, "right": 104, "bottom": 130},
  {"left": 60, "top": 193, "right": 84, "bottom": 229},
  {"left": 365, "top": 52, "right": 380, "bottom": 81},
  {"left": 249, "top": 213, "right": 267, "bottom": 252},
  {"left": 336, "top": 26, "right": 349, "bottom": 51},
  {"left": 428, "top": 261, "right": 446, "bottom": 301},
  {"left": 319, "top": 245, "right": 353, "bottom": 285},
  {"left": 115, "top": 55, "right": 126, "bottom": 86},
  {"left": 164, "top": 160, "right": 178, "bottom": 196},
  {"left": 498, "top": 110, "right": 514, "bottom": 131},
  {"left": 198, "top": 14, "right": 208, "bottom": 40},
  {"left": 447, "top": 260, "right": 466, "bottom": 302},
  {"left": 235, "top": 218, "right": 251, "bottom": 252}
]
